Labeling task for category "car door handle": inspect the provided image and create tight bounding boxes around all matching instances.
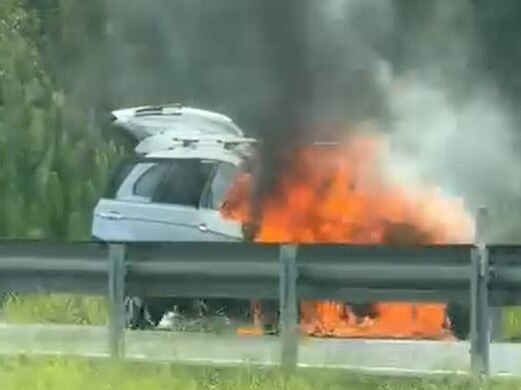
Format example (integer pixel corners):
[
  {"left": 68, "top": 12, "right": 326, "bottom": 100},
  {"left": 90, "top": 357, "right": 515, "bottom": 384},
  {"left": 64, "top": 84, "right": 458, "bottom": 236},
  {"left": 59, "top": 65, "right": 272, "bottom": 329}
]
[
  {"left": 98, "top": 211, "right": 122, "bottom": 221},
  {"left": 198, "top": 223, "right": 208, "bottom": 232}
]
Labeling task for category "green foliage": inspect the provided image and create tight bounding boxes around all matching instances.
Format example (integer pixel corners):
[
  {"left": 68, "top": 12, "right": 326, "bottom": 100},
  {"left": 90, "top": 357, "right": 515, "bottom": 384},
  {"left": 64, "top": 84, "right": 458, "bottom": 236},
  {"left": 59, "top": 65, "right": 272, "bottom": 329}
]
[
  {"left": 0, "top": 356, "right": 519, "bottom": 390},
  {"left": 503, "top": 307, "right": 521, "bottom": 340},
  {"left": 1, "top": 293, "right": 106, "bottom": 325},
  {"left": 0, "top": 0, "right": 127, "bottom": 240}
]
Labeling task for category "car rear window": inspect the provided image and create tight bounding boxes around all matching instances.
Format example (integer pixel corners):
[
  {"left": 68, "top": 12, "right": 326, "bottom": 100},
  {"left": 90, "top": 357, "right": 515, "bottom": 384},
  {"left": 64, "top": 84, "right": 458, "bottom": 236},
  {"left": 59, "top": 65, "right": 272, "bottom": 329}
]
[
  {"left": 103, "top": 158, "right": 135, "bottom": 199},
  {"left": 202, "top": 162, "right": 239, "bottom": 210},
  {"left": 104, "top": 157, "right": 220, "bottom": 208},
  {"left": 152, "top": 159, "right": 217, "bottom": 207},
  {"left": 133, "top": 163, "right": 171, "bottom": 198}
]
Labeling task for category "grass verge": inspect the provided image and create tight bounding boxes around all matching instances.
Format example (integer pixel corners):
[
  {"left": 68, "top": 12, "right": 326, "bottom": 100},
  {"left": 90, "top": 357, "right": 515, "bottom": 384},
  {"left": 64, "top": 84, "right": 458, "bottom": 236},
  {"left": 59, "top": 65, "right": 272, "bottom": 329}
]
[
  {"left": 1, "top": 294, "right": 106, "bottom": 325},
  {"left": 504, "top": 307, "right": 521, "bottom": 340},
  {"left": 0, "top": 355, "right": 517, "bottom": 390}
]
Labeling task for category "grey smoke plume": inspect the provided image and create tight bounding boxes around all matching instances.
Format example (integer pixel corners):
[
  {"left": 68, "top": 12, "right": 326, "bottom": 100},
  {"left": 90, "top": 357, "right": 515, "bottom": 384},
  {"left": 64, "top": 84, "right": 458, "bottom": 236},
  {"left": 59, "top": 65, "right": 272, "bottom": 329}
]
[
  {"left": 248, "top": 0, "right": 311, "bottom": 210},
  {"left": 257, "top": 0, "right": 521, "bottom": 242},
  {"left": 97, "top": 0, "right": 521, "bottom": 242},
  {"left": 379, "top": 1, "right": 521, "bottom": 243},
  {"left": 103, "top": 0, "right": 390, "bottom": 133}
]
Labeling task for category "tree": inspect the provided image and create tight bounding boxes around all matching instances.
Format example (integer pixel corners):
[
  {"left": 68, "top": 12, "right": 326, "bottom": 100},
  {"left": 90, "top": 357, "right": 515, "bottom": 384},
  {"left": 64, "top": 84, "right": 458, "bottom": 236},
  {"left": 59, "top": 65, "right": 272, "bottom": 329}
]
[{"left": 0, "top": 0, "right": 126, "bottom": 240}]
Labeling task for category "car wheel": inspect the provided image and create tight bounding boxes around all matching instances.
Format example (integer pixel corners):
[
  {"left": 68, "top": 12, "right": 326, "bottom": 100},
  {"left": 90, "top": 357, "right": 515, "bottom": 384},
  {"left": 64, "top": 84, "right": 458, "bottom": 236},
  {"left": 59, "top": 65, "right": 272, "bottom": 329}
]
[
  {"left": 446, "top": 302, "right": 470, "bottom": 340},
  {"left": 125, "top": 297, "right": 152, "bottom": 329}
]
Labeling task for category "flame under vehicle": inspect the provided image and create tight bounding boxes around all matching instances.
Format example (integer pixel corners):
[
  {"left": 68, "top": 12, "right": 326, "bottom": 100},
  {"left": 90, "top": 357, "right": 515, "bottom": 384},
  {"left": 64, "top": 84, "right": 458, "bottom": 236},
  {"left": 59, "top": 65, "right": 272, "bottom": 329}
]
[{"left": 92, "top": 103, "right": 470, "bottom": 339}]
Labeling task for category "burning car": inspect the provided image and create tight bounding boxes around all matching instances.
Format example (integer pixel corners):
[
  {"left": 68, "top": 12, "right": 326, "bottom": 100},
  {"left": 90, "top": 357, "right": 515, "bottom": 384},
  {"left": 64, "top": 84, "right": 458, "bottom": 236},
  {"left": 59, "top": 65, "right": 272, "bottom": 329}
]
[
  {"left": 93, "top": 103, "right": 472, "bottom": 339},
  {"left": 92, "top": 104, "right": 260, "bottom": 328},
  {"left": 93, "top": 104, "right": 251, "bottom": 243}
]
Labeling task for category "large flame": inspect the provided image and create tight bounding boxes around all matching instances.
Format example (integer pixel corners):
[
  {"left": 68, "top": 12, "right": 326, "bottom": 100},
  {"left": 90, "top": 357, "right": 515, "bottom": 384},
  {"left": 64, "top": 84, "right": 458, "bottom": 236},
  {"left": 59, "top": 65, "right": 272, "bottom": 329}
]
[{"left": 221, "top": 131, "right": 473, "bottom": 339}]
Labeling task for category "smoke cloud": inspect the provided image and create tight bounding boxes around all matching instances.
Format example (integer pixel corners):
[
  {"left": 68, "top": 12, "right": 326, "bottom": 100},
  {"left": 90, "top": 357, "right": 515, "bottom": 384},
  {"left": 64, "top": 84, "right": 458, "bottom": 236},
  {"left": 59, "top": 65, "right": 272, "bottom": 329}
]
[
  {"left": 377, "top": 1, "right": 521, "bottom": 243},
  {"left": 97, "top": 0, "right": 521, "bottom": 242}
]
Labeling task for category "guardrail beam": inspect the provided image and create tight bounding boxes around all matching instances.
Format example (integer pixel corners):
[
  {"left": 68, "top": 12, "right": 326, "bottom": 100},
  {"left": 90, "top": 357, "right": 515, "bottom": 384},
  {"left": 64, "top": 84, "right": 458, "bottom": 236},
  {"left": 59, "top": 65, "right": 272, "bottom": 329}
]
[{"left": 4, "top": 234, "right": 521, "bottom": 379}]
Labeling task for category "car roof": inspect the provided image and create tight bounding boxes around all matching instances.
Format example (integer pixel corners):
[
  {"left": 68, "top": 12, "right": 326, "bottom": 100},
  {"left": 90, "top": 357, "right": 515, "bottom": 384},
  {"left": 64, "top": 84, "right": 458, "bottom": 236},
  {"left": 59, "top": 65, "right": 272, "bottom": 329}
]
[{"left": 144, "top": 144, "right": 245, "bottom": 166}]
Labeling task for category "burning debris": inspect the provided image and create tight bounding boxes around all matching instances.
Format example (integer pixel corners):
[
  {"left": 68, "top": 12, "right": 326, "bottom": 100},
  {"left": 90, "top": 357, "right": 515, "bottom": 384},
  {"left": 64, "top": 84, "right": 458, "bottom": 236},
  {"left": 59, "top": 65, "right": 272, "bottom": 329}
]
[{"left": 220, "top": 128, "right": 473, "bottom": 339}]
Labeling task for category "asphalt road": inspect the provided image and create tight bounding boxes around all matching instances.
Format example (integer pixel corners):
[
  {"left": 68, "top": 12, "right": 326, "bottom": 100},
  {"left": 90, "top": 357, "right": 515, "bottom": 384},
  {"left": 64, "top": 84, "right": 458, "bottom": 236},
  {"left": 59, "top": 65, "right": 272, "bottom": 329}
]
[{"left": 0, "top": 323, "right": 520, "bottom": 376}]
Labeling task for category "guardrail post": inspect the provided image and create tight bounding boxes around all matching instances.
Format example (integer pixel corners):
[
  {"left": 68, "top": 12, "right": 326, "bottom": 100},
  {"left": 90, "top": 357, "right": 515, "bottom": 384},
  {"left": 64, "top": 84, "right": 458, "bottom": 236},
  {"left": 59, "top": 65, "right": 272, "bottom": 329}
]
[
  {"left": 108, "top": 244, "right": 126, "bottom": 359},
  {"left": 279, "top": 244, "right": 299, "bottom": 370},
  {"left": 470, "top": 207, "right": 490, "bottom": 378}
]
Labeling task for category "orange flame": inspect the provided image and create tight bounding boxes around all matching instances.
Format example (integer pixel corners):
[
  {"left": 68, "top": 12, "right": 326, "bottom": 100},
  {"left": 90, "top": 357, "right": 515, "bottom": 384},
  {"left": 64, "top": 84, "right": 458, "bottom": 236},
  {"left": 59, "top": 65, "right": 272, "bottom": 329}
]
[{"left": 223, "top": 131, "right": 473, "bottom": 339}]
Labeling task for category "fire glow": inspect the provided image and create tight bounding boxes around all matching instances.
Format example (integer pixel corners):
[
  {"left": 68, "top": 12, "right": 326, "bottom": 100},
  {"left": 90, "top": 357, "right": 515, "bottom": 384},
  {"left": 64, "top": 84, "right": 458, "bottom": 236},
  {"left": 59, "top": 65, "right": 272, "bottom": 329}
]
[{"left": 220, "top": 131, "right": 474, "bottom": 339}]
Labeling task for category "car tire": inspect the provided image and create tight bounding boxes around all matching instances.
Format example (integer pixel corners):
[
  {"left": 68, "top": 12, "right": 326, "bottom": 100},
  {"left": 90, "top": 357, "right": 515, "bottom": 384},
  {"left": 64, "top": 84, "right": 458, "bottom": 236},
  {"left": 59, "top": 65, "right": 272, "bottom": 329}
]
[
  {"left": 446, "top": 302, "right": 470, "bottom": 340},
  {"left": 125, "top": 297, "right": 151, "bottom": 329}
]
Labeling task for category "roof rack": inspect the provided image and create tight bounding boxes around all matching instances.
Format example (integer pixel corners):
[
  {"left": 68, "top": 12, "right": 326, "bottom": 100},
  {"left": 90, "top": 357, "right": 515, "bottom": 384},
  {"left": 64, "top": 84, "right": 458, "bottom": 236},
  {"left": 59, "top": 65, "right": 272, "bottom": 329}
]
[
  {"left": 135, "top": 132, "right": 257, "bottom": 154},
  {"left": 170, "top": 136, "right": 257, "bottom": 148},
  {"left": 135, "top": 103, "right": 183, "bottom": 116}
]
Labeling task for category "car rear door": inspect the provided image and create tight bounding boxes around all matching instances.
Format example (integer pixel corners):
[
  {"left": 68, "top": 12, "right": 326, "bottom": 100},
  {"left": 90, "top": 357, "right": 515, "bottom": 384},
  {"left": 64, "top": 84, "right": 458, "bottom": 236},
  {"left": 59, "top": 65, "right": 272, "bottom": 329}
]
[
  {"left": 198, "top": 161, "right": 244, "bottom": 241},
  {"left": 92, "top": 158, "right": 216, "bottom": 242}
]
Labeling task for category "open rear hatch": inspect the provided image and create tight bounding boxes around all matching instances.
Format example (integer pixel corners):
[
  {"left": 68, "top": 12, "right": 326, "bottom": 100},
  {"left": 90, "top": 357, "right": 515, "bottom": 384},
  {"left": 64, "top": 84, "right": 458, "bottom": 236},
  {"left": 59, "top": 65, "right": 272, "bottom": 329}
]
[{"left": 110, "top": 104, "right": 245, "bottom": 141}]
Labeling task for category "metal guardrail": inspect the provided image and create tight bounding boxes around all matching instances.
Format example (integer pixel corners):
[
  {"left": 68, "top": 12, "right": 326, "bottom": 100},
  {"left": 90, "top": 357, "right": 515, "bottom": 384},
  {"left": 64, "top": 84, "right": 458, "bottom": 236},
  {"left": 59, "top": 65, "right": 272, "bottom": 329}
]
[
  {"left": 0, "top": 210, "right": 519, "bottom": 377},
  {"left": 0, "top": 241, "right": 474, "bottom": 300}
]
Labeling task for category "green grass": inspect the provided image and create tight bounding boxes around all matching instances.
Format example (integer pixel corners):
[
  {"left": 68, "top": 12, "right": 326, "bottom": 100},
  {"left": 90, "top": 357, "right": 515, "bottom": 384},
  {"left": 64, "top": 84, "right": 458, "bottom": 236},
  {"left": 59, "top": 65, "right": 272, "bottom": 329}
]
[
  {"left": 0, "top": 355, "right": 517, "bottom": 390},
  {"left": 504, "top": 307, "right": 521, "bottom": 340},
  {"left": 1, "top": 294, "right": 107, "bottom": 325}
]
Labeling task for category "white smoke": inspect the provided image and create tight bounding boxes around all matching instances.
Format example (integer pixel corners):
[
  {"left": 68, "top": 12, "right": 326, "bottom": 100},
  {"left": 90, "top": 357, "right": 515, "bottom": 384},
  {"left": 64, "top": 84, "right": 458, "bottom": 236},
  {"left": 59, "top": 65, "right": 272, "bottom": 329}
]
[
  {"left": 384, "top": 77, "right": 521, "bottom": 199},
  {"left": 380, "top": 73, "right": 521, "bottom": 242},
  {"left": 102, "top": 0, "right": 521, "bottom": 241},
  {"left": 324, "top": 0, "right": 521, "bottom": 242}
]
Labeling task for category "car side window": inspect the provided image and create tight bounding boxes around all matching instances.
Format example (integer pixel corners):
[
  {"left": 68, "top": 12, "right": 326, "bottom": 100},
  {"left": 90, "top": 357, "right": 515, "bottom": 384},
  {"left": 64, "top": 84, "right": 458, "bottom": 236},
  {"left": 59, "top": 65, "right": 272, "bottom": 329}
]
[
  {"left": 153, "top": 159, "right": 217, "bottom": 208},
  {"left": 103, "top": 158, "right": 135, "bottom": 199},
  {"left": 133, "top": 163, "right": 171, "bottom": 199},
  {"left": 202, "top": 162, "right": 238, "bottom": 210}
]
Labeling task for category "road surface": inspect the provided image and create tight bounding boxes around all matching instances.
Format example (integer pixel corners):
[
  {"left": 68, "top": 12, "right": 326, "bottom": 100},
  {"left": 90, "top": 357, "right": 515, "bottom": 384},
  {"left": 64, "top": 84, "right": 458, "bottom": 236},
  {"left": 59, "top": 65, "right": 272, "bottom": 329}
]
[{"left": 0, "top": 323, "right": 520, "bottom": 376}]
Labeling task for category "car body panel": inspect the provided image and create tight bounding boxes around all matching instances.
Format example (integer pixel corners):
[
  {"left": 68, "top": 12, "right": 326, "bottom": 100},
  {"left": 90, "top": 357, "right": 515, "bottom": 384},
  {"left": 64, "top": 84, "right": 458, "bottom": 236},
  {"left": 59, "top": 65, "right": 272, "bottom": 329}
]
[
  {"left": 92, "top": 158, "right": 208, "bottom": 241},
  {"left": 196, "top": 209, "right": 243, "bottom": 241},
  {"left": 111, "top": 104, "right": 244, "bottom": 141},
  {"left": 92, "top": 105, "right": 248, "bottom": 243},
  {"left": 135, "top": 133, "right": 256, "bottom": 155},
  {"left": 93, "top": 199, "right": 205, "bottom": 242},
  {"left": 145, "top": 145, "right": 242, "bottom": 166},
  {"left": 92, "top": 154, "right": 245, "bottom": 242},
  {"left": 198, "top": 161, "right": 244, "bottom": 242}
]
